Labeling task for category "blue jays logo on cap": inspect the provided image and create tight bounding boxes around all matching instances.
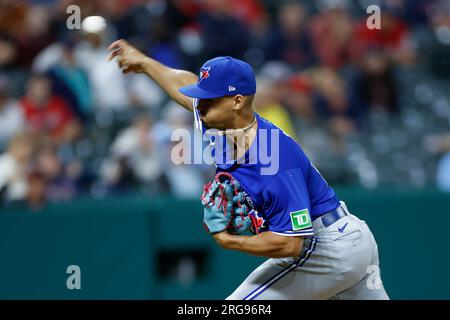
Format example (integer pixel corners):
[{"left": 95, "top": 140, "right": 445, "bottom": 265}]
[
  {"left": 179, "top": 56, "right": 256, "bottom": 99},
  {"left": 199, "top": 66, "right": 210, "bottom": 83}
]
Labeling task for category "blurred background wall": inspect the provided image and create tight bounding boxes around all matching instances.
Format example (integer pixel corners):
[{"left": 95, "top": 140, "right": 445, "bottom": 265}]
[
  {"left": 1, "top": 190, "right": 450, "bottom": 299},
  {"left": 0, "top": 0, "right": 450, "bottom": 299}
]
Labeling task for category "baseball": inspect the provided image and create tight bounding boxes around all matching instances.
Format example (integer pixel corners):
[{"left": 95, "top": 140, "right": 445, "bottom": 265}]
[{"left": 81, "top": 16, "right": 107, "bottom": 34}]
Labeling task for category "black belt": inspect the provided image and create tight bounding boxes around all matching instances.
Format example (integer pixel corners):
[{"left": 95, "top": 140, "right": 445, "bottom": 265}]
[{"left": 317, "top": 205, "right": 348, "bottom": 228}]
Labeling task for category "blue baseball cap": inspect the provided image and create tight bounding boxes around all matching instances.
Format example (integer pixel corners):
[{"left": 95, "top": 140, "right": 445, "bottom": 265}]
[{"left": 179, "top": 56, "right": 256, "bottom": 99}]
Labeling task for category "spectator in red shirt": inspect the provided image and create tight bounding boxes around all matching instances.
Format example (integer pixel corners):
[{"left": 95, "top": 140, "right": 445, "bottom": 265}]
[
  {"left": 309, "top": 4, "right": 354, "bottom": 69},
  {"left": 19, "top": 74, "right": 81, "bottom": 145}
]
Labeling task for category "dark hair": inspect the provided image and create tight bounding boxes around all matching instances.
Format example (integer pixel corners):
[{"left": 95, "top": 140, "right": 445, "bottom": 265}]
[{"left": 244, "top": 95, "right": 255, "bottom": 108}]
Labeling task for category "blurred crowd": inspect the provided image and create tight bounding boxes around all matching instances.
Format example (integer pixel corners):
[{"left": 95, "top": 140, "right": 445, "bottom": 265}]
[{"left": 1, "top": 0, "right": 450, "bottom": 210}]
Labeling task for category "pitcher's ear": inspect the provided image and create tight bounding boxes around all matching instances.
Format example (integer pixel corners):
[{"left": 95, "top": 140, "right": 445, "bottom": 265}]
[{"left": 232, "top": 95, "right": 245, "bottom": 110}]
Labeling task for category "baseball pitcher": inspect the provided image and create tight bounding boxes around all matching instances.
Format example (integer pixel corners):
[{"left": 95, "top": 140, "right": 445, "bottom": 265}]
[{"left": 108, "top": 39, "right": 389, "bottom": 300}]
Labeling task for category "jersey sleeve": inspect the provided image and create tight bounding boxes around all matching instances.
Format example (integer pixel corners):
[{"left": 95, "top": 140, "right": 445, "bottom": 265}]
[{"left": 261, "top": 168, "right": 314, "bottom": 237}]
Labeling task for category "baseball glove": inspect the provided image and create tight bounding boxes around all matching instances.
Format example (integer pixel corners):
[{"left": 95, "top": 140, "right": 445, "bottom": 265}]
[{"left": 200, "top": 172, "right": 258, "bottom": 235}]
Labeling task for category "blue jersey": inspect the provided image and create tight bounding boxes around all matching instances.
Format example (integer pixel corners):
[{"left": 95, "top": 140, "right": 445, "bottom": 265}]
[{"left": 214, "top": 113, "right": 340, "bottom": 237}]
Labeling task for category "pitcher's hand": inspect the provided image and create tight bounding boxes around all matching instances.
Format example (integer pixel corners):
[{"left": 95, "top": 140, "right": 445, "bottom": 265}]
[{"left": 108, "top": 39, "right": 148, "bottom": 74}]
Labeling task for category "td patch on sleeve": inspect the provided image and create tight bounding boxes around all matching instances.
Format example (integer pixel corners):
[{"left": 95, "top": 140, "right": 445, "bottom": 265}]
[{"left": 290, "top": 209, "right": 312, "bottom": 230}]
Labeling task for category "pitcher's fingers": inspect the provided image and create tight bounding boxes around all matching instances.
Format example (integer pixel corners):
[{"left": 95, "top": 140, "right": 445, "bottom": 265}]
[
  {"left": 108, "top": 49, "right": 122, "bottom": 61},
  {"left": 117, "top": 57, "right": 125, "bottom": 68},
  {"left": 122, "top": 66, "right": 131, "bottom": 74},
  {"left": 108, "top": 39, "right": 126, "bottom": 52}
]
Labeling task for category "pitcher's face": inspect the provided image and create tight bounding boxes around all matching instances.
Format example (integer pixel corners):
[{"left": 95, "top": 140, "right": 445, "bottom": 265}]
[{"left": 197, "top": 96, "right": 239, "bottom": 130}]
